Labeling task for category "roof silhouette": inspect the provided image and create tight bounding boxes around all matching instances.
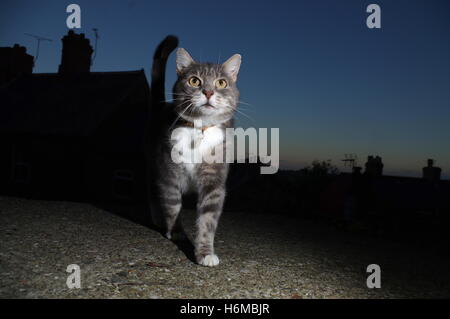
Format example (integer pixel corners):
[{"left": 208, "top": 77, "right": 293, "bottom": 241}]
[{"left": 0, "top": 70, "right": 148, "bottom": 137}]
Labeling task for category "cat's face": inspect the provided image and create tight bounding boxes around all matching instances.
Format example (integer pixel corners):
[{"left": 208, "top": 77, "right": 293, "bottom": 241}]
[{"left": 173, "top": 48, "right": 241, "bottom": 126}]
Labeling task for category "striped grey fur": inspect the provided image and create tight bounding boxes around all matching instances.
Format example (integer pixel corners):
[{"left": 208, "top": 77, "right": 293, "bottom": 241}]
[{"left": 147, "top": 36, "right": 241, "bottom": 266}]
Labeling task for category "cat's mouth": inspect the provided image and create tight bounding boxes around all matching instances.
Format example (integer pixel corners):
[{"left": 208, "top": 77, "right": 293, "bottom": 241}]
[{"left": 202, "top": 103, "right": 215, "bottom": 108}]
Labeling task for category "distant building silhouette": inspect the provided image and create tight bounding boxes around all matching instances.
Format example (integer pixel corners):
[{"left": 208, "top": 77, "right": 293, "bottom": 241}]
[
  {"left": 352, "top": 166, "right": 362, "bottom": 175},
  {"left": 321, "top": 157, "right": 450, "bottom": 220},
  {"left": 423, "top": 159, "right": 441, "bottom": 183},
  {"left": 365, "top": 155, "right": 383, "bottom": 177},
  {"left": 58, "top": 30, "right": 93, "bottom": 74},
  {"left": 0, "top": 31, "right": 149, "bottom": 202},
  {"left": 0, "top": 44, "right": 34, "bottom": 85}
]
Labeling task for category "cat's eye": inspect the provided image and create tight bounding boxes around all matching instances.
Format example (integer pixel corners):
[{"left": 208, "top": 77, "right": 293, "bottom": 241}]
[
  {"left": 188, "top": 76, "right": 201, "bottom": 87},
  {"left": 215, "top": 79, "right": 228, "bottom": 89}
]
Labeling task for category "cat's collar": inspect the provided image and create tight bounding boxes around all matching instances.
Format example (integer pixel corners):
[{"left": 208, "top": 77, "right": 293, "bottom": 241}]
[{"left": 177, "top": 118, "right": 213, "bottom": 133}]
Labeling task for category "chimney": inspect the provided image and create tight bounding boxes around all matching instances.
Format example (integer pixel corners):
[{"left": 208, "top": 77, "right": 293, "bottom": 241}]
[
  {"left": 0, "top": 44, "right": 34, "bottom": 85},
  {"left": 58, "top": 30, "right": 93, "bottom": 74},
  {"left": 422, "top": 159, "right": 441, "bottom": 183},
  {"left": 364, "top": 155, "right": 383, "bottom": 177}
]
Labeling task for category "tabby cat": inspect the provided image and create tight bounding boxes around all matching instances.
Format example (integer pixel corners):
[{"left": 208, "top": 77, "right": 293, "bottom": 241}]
[{"left": 147, "top": 36, "right": 241, "bottom": 266}]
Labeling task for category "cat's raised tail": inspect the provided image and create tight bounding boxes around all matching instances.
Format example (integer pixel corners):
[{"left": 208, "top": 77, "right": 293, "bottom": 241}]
[{"left": 151, "top": 35, "right": 179, "bottom": 109}]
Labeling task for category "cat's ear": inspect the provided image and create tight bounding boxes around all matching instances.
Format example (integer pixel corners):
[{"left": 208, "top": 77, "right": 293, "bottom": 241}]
[
  {"left": 176, "top": 48, "right": 195, "bottom": 74},
  {"left": 222, "top": 54, "right": 241, "bottom": 82}
]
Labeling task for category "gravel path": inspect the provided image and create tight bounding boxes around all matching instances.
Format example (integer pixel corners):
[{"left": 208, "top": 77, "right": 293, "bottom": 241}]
[{"left": 1, "top": 196, "right": 449, "bottom": 298}]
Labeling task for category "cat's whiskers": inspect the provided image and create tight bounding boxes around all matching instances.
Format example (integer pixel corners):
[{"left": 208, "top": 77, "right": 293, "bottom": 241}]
[
  {"left": 238, "top": 100, "right": 252, "bottom": 106},
  {"left": 165, "top": 98, "right": 188, "bottom": 103},
  {"left": 217, "top": 51, "right": 221, "bottom": 65},
  {"left": 223, "top": 104, "right": 254, "bottom": 123},
  {"left": 236, "top": 105, "right": 254, "bottom": 113},
  {"left": 169, "top": 101, "right": 193, "bottom": 130},
  {"left": 167, "top": 92, "right": 191, "bottom": 97}
]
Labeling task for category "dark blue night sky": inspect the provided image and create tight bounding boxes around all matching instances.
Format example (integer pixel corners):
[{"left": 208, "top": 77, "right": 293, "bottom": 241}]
[{"left": 1, "top": 0, "right": 450, "bottom": 177}]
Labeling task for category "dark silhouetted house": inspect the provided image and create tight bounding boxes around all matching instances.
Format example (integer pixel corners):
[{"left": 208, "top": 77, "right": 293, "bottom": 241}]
[
  {"left": 0, "top": 44, "right": 34, "bottom": 86},
  {"left": 320, "top": 156, "right": 450, "bottom": 221},
  {"left": 365, "top": 155, "right": 383, "bottom": 177},
  {"left": 0, "top": 31, "right": 150, "bottom": 202},
  {"left": 423, "top": 159, "right": 441, "bottom": 183}
]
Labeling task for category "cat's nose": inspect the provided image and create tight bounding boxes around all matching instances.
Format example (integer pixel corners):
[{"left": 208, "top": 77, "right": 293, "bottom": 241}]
[{"left": 203, "top": 90, "right": 214, "bottom": 99}]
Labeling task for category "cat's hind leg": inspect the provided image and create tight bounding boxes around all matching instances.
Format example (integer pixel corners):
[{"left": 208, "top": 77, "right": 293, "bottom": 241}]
[{"left": 159, "top": 183, "right": 185, "bottom": 240}]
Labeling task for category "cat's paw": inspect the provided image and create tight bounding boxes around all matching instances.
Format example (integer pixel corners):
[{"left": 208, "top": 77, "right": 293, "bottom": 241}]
[{"left": 198, "top": 254, "right": 220, "bottom": 267}]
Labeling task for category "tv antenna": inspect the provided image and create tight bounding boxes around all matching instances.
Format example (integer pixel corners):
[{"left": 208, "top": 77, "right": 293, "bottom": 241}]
[
  {"left": 341, "top": 153, "right": 358, "bottom": 169},
  {"left": 24, "top": 33, "right": 52, "bottom": 63},
  {"left": 91, "top": 28, "right": 100, "bottom": 63}
]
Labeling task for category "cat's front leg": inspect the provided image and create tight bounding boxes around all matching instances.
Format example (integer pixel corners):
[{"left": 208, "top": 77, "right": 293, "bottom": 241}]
[{"left": 195, "top": 167, "right": 226, "bottom": 267}]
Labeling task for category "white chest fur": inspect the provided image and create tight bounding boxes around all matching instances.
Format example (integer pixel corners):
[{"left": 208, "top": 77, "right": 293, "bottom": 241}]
[{"left": 171, "top": 126, "right": 224, "bottom": 175}]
